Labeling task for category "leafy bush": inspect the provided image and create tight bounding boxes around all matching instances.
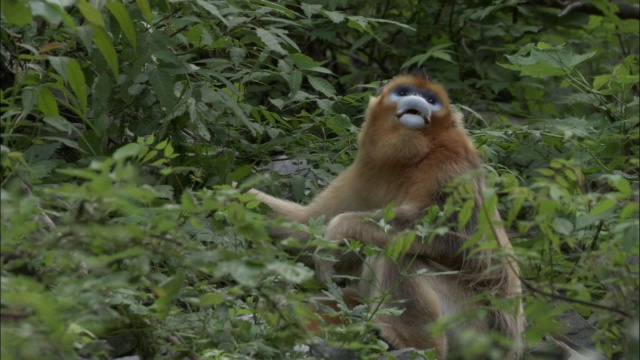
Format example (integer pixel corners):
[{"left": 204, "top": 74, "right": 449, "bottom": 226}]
[{"left": 1, "top": 0, "right": 638, "bottom": 359}]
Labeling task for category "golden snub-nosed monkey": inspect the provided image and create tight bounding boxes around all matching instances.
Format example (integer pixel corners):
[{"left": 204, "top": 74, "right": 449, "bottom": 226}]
[{"left": 246, "top": 74, "right": 524, "bottom": 359}]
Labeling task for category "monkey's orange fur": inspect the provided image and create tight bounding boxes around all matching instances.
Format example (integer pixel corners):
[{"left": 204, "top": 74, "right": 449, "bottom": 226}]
[{"left": 249, "top": 75, "right": 524, "bottom": 359}]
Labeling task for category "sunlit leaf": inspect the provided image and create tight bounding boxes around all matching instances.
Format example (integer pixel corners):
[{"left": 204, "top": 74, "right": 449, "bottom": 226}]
[
  {"left": 308, "top": 75, "right": 336, "bottom": 97},
  {"left": 136, "top": 0, "right": 152, "bottom": 25},
  {"left": 77, "top": 0, "right": 105, "bottom": 27},
  {"left": 66, "top": 59, "right": 87, "bottom": 114},
  {"left": 106, "top": 0, "right": 137, "bottom": 48},
  {"left": 37, "top": 87, "right": 59, "bottom": 117},
  {"left": 256, "top": 28, "right": 287, "bottom": 55},
  {"left": 2, "top": 0, "right": 32, "bottom": 26},
  {"left": 92, "top": 27, "right": 119, "bottom": 77},
  {"left": 147, "top": 67, "right": 176, "bottom": 110}
]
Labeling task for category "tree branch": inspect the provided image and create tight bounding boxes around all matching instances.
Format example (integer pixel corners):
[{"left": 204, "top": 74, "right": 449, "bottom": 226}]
[{"left": 529, "top": 0, "right": 640, "bottom": 20}]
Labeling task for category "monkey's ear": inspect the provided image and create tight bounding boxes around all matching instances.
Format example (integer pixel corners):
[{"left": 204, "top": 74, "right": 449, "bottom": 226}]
[
  {"left": 375, "top": 81, "right": 387, "bottom": 96},
  {"left": 452, "top": 111, "right": 465, "bottom": 128}
]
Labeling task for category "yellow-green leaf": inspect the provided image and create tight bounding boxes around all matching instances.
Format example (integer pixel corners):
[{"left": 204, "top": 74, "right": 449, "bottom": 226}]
[
  {"left": 106, "top": 0, "right": 137, "bottom": 48},
  {"left": 458, "top": 200, "right": 475, "bottom": 229},
  {"left": 136, "top": 0, "right": 153, "bottom": 25},
  {"left": 37, "top": 87, "right": 59, "bottom": 117},
  {"left": 66, "top": 59, "right": 87, "bottom": 114},
  {"left": 307, "top": 75, "right": 335, "bottom": 97},
  {"left": 147, "top": 67, "right": 176, "bottom": 110},
  {"left": 113, "top": 143, "right": 144, "bottom": 160},
  {"left": 42, "top": 116, "right": 74, "bottom": 134},
  {"left": 256, "top": 28, "right": 286, "bottom": 55},
  {"left": 92, "top": 27, "right": 119, "bottom": 77},
  {"left": 1, "top": 0, "right": 32, "bottom": 27},
  {"left": 589, "top": 199, "right": 616, "bottom": 217},
  {"left": 77, "top": 0, "right": 105, "bottom": 27},
  {"left": 611, "top": 177, "right": 632, "bottom": 197}
]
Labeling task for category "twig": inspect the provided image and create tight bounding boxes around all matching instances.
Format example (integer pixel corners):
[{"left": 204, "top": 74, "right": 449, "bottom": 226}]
[
  {"left": 21, "top": 183, "right": 56, "bottom": 231},
  {"left": 479, "top": 194, "right": 632, "bottom": 318}
]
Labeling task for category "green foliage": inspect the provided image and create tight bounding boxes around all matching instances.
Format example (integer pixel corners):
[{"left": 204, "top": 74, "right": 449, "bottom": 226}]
[{"left": 1, "top": 0, "right": 638, "bottom": 359}]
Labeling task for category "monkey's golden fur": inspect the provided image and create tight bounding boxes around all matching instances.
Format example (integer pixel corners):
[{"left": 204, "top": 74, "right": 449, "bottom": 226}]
[{"left": 249, "top": 75, "right": 524, "bottom": 359}]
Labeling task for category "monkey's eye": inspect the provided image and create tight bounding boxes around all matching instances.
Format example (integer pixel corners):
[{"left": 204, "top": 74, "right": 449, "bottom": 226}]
[
  {"left": 420, "top": 91, "right": 440, "bottom": 105},
  {"left": 394, "top": 87, "right": 409, "bottom": 96}
]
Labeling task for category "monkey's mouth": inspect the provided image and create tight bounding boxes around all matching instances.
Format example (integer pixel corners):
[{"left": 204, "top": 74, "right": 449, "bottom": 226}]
[{"left": 395, "top": 96, "right": 432, "bottom": 129}]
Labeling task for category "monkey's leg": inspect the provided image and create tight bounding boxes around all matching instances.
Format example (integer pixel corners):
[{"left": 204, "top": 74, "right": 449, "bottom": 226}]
[
  {"left": 304, "top": 287, "right": 363, "bottom": 332},
  {"left": 360, "top": 256, "right": 448, "bottom": 359}
]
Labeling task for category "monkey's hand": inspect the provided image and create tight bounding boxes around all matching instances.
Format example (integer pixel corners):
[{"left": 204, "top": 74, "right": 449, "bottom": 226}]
[
  {"left": 325, "top": 205, "right": 421, "bottom": 249},
  {"left": 325, "top": 212, "right": 370, "bottom": 241},
  {"left": 312, "top": 212, "right": 368, "bottom": 284}
]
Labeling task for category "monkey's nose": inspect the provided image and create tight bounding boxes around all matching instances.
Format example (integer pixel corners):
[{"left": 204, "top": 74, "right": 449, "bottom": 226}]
[{"left": 395, "top": 96, "right": 432, "bottom": 129}]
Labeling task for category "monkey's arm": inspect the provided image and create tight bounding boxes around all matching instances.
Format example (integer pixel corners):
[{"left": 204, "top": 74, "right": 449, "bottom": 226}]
[
  {"left": 247, "top": 188, "right": 307, "bottom": 221},
  {"left": 248, "top": 166, "right": 363, "bottom": 224},
  {"left": 325, "top": 206, "right": 465, "bottom": 269}
]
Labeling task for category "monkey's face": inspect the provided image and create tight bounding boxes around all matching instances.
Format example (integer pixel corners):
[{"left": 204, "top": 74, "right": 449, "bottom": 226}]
[
  {"left": 373, "top": 75, "right": 452, "bottom": 131},
  {"left": 359, "top": 75, "right": 460, "bottom": 164},
  {"left": 389, "top": 83, "right": 443, "bottom": 129}
]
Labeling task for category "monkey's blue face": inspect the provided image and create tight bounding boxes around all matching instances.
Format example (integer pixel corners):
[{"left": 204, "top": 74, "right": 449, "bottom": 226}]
[{"left": 388, "top": 85, "right": 443, "bottom": 129}]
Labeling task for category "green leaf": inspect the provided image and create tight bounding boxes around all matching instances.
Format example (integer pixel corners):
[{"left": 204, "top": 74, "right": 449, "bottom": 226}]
[
  {"left": 30, "top": 0, "right": 75, "bottom": 28},
  {"left": 536, "top": 168, "right": 554, "bottom": 176},
  {"left": 308, "top": 75, "right": 336, "bottom": 97},
  {"left": 593, "top": 75, "right": 611, "bottom": 90},
  {"left": 56, "top": 167, "right": 98, "bottom": 180},
  {"left": 385, "top": 232, "right": 415, "bottom": 261},
  {"left": 610, "top": 176, "right": 632, "bottom": 197},
  {"left": 2, "top": 0, "right": 32, "bottom": 26},
  {"left": 589, "top": 199, "right": 617, "bottom": 216},
  {"left": 402, "top": 43, "right": 455, "bottom": 68},
  {"left": 66, "top": 59, "right": 87, "bottom": 114},
  {"left": 291, "top": 175, "right": 306, "bottom": 202},
  {"left": 552, "top": 217, "right": 573, "bottom": 236},
  {"left": 229, "top": 164, "right": 253, "bottom": 182},
  {"left": 37, "top": 87, "right": 59, "bottom": 117},
  {"left": 113, "top": 143, "right": 144, "bottom": 160},
  {"left": 163, "top": 142, "right": 174, "bottom": 157},
  {"left": 181, "top": 190, "right": 196, "bottom": 211},
  {"left": 370, "top": 18, "right": 415, "bottom": 31},
  {"left": 323, "top": 10, "right": 345, "bottom": 23},
  {"left": 199, "top": 292, "right": 226, "bottom": 307},
  {"left": 196, "top": 0, "right": 227, "bottom": 25},
  {"left": 42, "top": 116, "right": 74, "bottom": 134},
  {"left": 501, "top": 46, "right": 596, "bottom": 78},
  {"left": 382, "top": 204, "right": 396, "bottom": 223},
  {"left": 256, "top": 28, "right": 287, "bottom": 55},
  {"left": 287, "top": 53, "right": 333, "bottom": 74},
  {"left": 216, "top": 260, "right": 262, "bottom": 286},
  {"left": 77, "top": 0, "right": 105, "bottom": 27},
  {"left": 458, "top": 200, "right": 475, "bottom": 229},
  {"left": 92, "top": 27, "right": 119, "bottom": 77},
  {"left": 288, "top": 70, "right": 302, "bottom": 96},
  {"left": 154, "top": 271, "right": 185, "bottom": 320},
  {"left": 267, "top": 262, "right": 313, "bottom": 284},
  {"left": 257, "top": 0, "right": 296, "bottom": 19},
  {"left": 41, "top": 136, "right": 83, "bottom": 152},
  {"left": 136, "top": 0, "right": 153, "bottom": 25},
  {"left": 620, "top": 203, "right": 639, "bottom": 220},
  {"left": 91, "top": 74, "right": 111, "bottom": 134},
  {"left": 87, "top": 247, "right": 146, "bottom": 267},
  {"left": 301, "top": 3, "right": 322, "bottom": 17},
  {"left": 147, "top": 67, "right": 176, "bottom": 110},
  {"left": 106, "top": 0, "right": 137, "bottom": 48},
  {"left": 49, "top": 56, "right": 70, "bottom": 81}
]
